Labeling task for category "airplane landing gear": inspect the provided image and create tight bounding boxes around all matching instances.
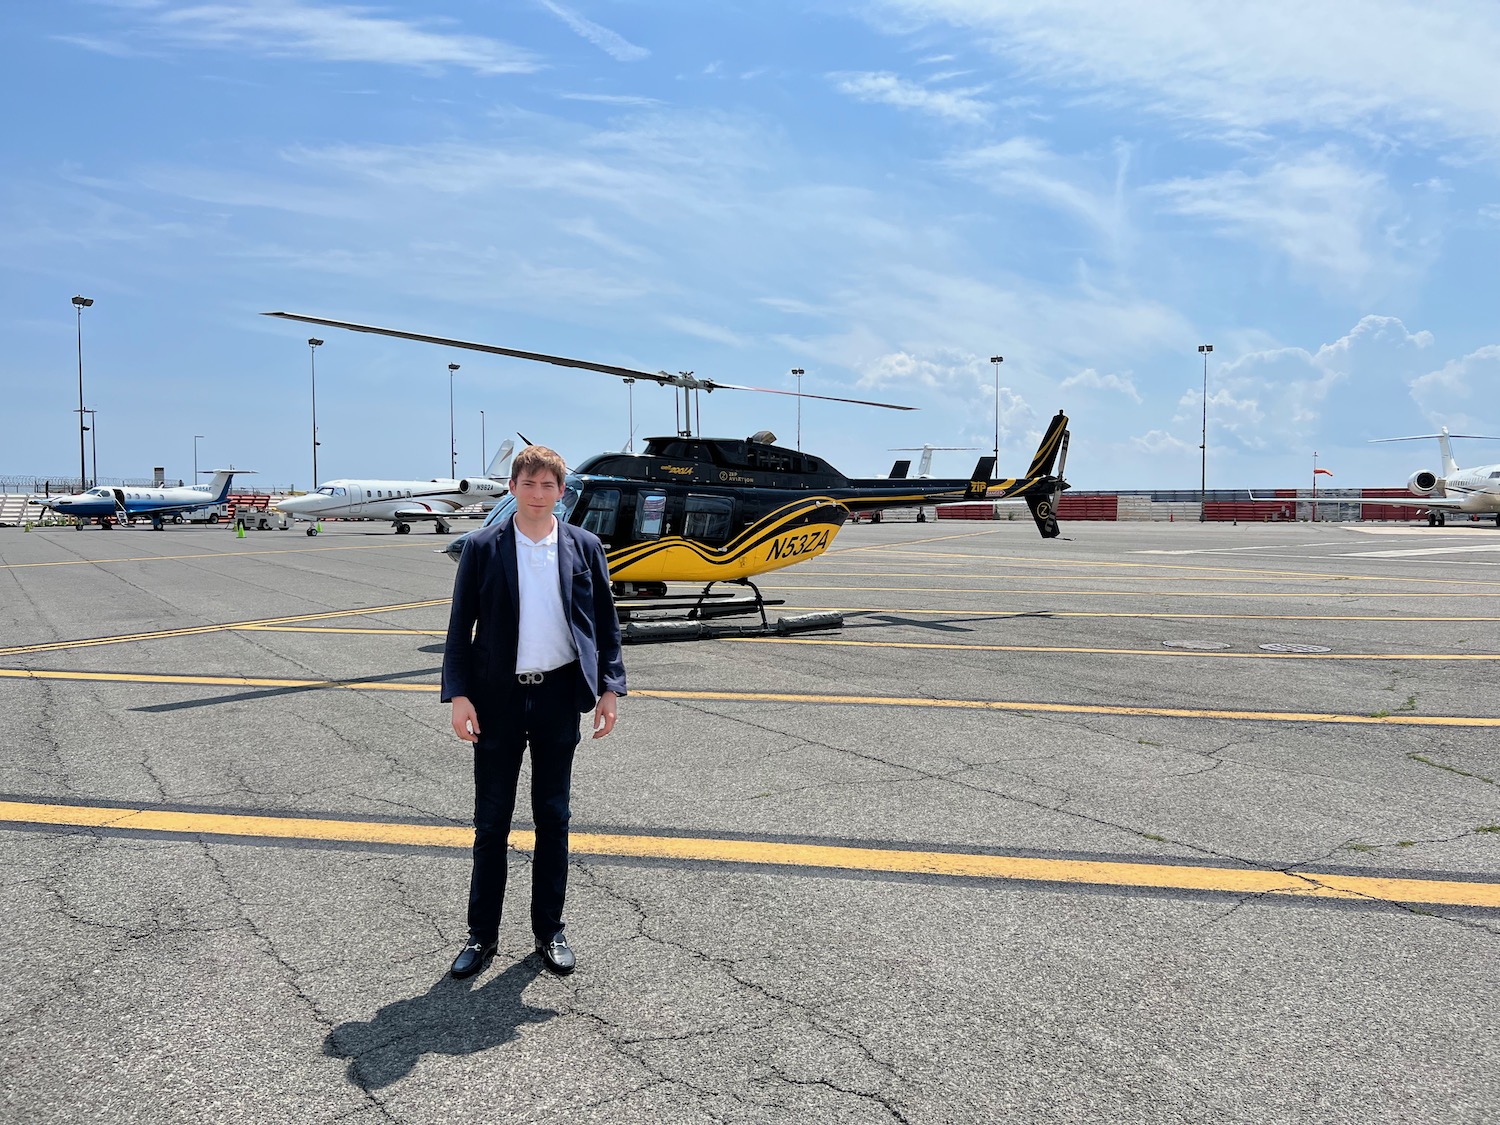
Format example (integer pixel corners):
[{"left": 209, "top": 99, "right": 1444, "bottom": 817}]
[
  {"left": 306, "top": 526, "right": 317, "bottom": 536},
  {"left": 395, "top": 523, "right": 412, "bottom": 535}
]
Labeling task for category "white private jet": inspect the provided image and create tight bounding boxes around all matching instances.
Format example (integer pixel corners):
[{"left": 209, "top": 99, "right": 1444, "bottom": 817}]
[
  {"left": 1369, "top": 428, "right": 1500, "bottom": 526},
  {"left": 278, "top": 441, "right": 514, "bottom": 536}
]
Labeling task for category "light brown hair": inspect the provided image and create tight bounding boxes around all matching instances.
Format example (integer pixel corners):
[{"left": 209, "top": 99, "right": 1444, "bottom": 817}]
[{"left": 509, "top": 445, "right": 566, "bottom": 488}]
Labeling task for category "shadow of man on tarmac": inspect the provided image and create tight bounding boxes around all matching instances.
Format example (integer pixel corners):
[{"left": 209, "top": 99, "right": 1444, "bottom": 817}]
[{"left": 323, "top": 958, "right": 554, "bottom": 1091}]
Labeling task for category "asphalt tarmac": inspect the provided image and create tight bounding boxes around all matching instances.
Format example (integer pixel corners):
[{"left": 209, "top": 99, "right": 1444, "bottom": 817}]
[{"left": 2, "top": 517, "right": 1497, "bottom": 1124}]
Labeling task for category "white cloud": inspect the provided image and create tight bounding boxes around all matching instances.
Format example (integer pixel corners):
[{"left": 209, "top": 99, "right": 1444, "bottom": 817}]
[
  {"left": 1132, "top": 429, "right": 1191, "bottom": 454},
  {"left": 1151, "top": 149, "right": 1407, "bottom": 291},
  {"left": 1410, "top": 345, "right": 1500, "bottom": 433},
  {"left": 870, "top": 1, "right": 1500, "bottom": 146},
  {"left": 135, "top": 1, "right": 541, "bottom": 74},
  {"left": 830, "top": 71, "right": 990, "bottom": 123},
  {"left": 946, "top": 136, "right": 1127, "bottom": 245},
  {"left": 1060, "top": 368, "right": 1141, "bottom": 403},
  {"left": 538, "top": 0, "right": 648, "bottom": 62},
  {"left": 558, "top": 92, "right": 663, "bottom": 106}
]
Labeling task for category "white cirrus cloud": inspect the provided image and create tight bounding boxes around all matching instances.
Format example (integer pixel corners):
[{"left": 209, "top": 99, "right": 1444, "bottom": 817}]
[
  {"left": 538, "top": 0, "right": 648, "bottom": 62},
  {"left": 830, "top": 71, "right": 990, "bottom": 123},
  {"left": 1150, "top": 149, "right": 1408, "bottom": 291},
  {"left": 133, "top": 1, "right": 541, "bottom": 74},
  {"left": 869, "top": 0, "right": 1500, "bottom": 145}
]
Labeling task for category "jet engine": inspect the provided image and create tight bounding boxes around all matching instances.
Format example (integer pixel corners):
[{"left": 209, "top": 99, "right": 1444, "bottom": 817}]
[
  {"left": 457, "top": 477, "right": 506, "bottom": 497},
  {"left": 1407, "top": 470, "right": 1440, "bottom": 496}
]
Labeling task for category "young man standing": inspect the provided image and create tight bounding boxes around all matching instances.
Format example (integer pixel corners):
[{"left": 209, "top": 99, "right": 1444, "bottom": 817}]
[{"left": 441, "top": 445, "right": 626, "bottom": 978}]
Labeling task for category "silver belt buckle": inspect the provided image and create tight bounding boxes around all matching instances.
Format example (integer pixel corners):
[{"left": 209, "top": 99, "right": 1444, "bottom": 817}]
[{"left": 518, "top": 671, "right": 544, "bottom": 685}]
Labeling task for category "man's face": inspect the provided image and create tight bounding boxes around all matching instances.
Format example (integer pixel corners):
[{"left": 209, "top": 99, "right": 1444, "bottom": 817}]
[{"left": 511, "top": 470, "right": 563, "bottom": 520}]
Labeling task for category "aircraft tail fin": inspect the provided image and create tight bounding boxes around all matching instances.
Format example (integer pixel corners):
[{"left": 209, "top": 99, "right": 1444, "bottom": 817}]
[
  {"left": 1370, "top": 427, "right": 1500, "bottom": 479},
  {"left": 888, "top": 459, "right": 911, "bottom": 480},
  {"left": 201, "top": 469, "right": 249, "bottom": 504},
  {"left": 964, "top": 457, "right": 997, "bottom": 498},
  {"left": 486, "top": 439, "right": 516, "bottom": 480},
  {"left": 1027, "top": 411, "right": 1070, "bottom": 478},
  {"left": 1025, "top": 494, "right": 1061, "bottom": 538}
]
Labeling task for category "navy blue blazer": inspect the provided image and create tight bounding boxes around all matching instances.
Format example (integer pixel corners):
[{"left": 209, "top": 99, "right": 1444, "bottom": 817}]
[{"left": 441, "top": 516, "right": 627, "bottom": 716}]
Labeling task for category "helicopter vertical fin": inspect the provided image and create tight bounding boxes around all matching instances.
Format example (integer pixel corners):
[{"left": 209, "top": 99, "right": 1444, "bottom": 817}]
[
  {"left": 1025, "top": 494, "right": 1061, "bottom": 538},
  {"left": 888, "top": 459, "right": 911, "bottom": 479},
  {"left": 964, "top": 457, "right": 997, "bottom": 498},
  {"left": 1027, "top": 411, "right": 1070, "bottom": 478}
]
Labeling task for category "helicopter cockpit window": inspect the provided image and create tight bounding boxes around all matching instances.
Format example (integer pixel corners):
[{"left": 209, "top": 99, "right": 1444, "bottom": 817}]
[
  {"left": 635, "top": 491, "right": 668, "bottom": 539},
  {"left": 579, "top": 489, "right": 620, "bottom": 536},
  {"left": 683, "top": 494, "right": 734, "bottom": 543}
]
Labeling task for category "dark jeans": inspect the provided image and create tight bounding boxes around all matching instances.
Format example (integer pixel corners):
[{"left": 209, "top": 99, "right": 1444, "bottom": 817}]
[{"left": 467, "top": 668, "right": 582, "bottom": 944}]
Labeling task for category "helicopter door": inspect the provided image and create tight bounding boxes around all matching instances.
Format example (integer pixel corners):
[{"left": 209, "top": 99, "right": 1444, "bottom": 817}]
[
  {"left": 635, "top": 490, "right": 668, "bottom": 539},
  {"left": 683, "top": 494, "right": 735, "bottom": 545}
]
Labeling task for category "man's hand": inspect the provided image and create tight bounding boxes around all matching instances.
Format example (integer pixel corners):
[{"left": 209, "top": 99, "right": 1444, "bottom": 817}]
[
  {"left": 451, "top": 696, "right": 480, "bottom": 743},
  {"left": 592, "top": 691, "right": 618, "bottom": 739}
]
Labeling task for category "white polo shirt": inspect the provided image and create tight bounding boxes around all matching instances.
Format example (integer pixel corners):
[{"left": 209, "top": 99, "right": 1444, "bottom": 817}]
[{"left": 514, "top": 520, "right": 577, "bottom": 674}]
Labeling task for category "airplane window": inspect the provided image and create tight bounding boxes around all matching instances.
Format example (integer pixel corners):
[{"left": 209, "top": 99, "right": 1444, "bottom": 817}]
[
  {"left": 635, "top": 491, "right": 668, "bottom": 539},
  {"left": 579, "top": 489, "right": 620, "bottom": 536},
  {"left": 483, "top": 494, "right": 518, "bottom": 527},
  {"left": 316, "top": 486, "right": 337, "bottom": 496},
  {"left": 1490, "top": 472, "right": 1500, "bottom": 479},
  {"left": 684, "top": 494, "right": 734, "bottom": 542}
]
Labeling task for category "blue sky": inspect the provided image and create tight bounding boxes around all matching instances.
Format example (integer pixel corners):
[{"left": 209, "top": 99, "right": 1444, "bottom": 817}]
[{"left": 6, "top": 0, "right": 1500, "bottom": 491}]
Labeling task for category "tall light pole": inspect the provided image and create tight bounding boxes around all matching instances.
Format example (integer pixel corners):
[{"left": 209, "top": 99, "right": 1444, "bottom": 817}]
[
  {"left": 791, "top": 369, "right": 804, "bottom": 450},
  {"left": 623, "top": 378, "right": 636, "bottom": 452},
  {"left": 194, "top": 434, "right": 204, "bottom": 483},
  {"left": 79, "top": 408, "right": 97, "bottom": 488},
  {"left": 448, "top": 363, "right": 460, "bottom": 478},
  {"left": 308, "top": 338, "right": 323, "bottom": 488},
  {"left": 72, "top": 296, "right": 93, "bottom": 489},
  {"left": 479, "top": 409, "right": 486, "bottom": 475},
  {"left": 1198, "top": 344, "right": 1213, "bottom": 522},
  {"left": 989, "top": 356, "right": 1003, "bottom": 462}
]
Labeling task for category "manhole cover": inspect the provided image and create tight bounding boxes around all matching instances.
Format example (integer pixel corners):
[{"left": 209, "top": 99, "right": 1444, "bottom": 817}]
[
  {"left": 1162, "top": 640, "right": 1232, "bottom": 650},
  {"left": 1258, "top": 643, "right": 1333, "bottom": 653}
]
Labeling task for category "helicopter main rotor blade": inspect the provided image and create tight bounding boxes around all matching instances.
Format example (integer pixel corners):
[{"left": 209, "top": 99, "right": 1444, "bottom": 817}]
[
  {"left": 263, "top": 312, "right": 676, "bottom": 386},
  {"left": 264, "top": 311, "right": 916, "bottom": 411},
  {"left": 709, "top": 382, "right": 915, "bottom": 411}
]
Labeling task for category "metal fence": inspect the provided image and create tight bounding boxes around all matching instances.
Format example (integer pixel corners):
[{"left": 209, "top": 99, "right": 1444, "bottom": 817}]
[{"left": 0, "top": 476, "right": 296, "bottom": 495}]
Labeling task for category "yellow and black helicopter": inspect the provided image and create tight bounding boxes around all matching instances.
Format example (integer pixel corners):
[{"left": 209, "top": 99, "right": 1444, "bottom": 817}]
[{"left": 265, "top": 313, "right": 1070, "bottom": 632}]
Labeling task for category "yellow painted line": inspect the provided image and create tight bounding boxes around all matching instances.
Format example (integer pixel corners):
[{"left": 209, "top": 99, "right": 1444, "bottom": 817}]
[
  {"left": 775, "top": 605, "right": 1500, "bottom": 621},
  {"left": 846, "top": 552, "right": 1500, "bottom": 588},
  {"left": 828, "top": 529, "right": 1000, "bottom": 555},
  {"left": 797, "top": 570, "right": 1500, "bottom": 587},
  {"left": 641, "top": 689, "right": 1500, "bottom": 727},
  {"left": 0, "top": 540, "right": 447, "bottom": 571},
  {"left": 724, "top": 637, "right": 1500, "bottom": 660},
  {"left": 229, "top": 626, "right": 1500, "bottom": 661},
  {"left": 237, "top": 625, "right": 444, "bottom": 636},
  {"left": 3, "top": 668, "right": 1497, "bottom": 727},
  {"left": 3, "top": 799, "right": 1496, "bottom": 909},
  {"left": 770, "top": 584, "right": 1493, "bottom": 598},
  {"left": 0, "top": 669, "right": 434, "bottom": 692},
  {"left": 0, "top": 600, "right": 450, "bottom": 658}
]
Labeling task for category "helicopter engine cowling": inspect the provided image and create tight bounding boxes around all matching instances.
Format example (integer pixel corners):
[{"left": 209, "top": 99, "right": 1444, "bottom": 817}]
[{"left": 1407, "top": 470, "right": 1439, "bottom": 497}]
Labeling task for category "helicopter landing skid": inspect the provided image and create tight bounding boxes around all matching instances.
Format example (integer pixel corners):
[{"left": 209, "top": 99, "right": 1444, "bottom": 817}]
[{"left": 616, "top": 578, "right": 842, "bottom": 643}]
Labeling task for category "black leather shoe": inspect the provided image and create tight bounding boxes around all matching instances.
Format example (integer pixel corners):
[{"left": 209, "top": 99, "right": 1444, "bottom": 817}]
[
  {"left": 536, "top": 933, "right": 576, "bottom": 975},
  {"left": 450, "top": 936, "right": 497, "bottom": 978}
]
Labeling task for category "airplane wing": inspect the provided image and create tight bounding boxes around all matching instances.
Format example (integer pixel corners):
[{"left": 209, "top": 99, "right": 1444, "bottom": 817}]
[
  {"left": 390, "top": 507, "right": 460, "bottom": 521},
  {"left": 1247, "top": 492, "right": 1471, "bottom": 511}
]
